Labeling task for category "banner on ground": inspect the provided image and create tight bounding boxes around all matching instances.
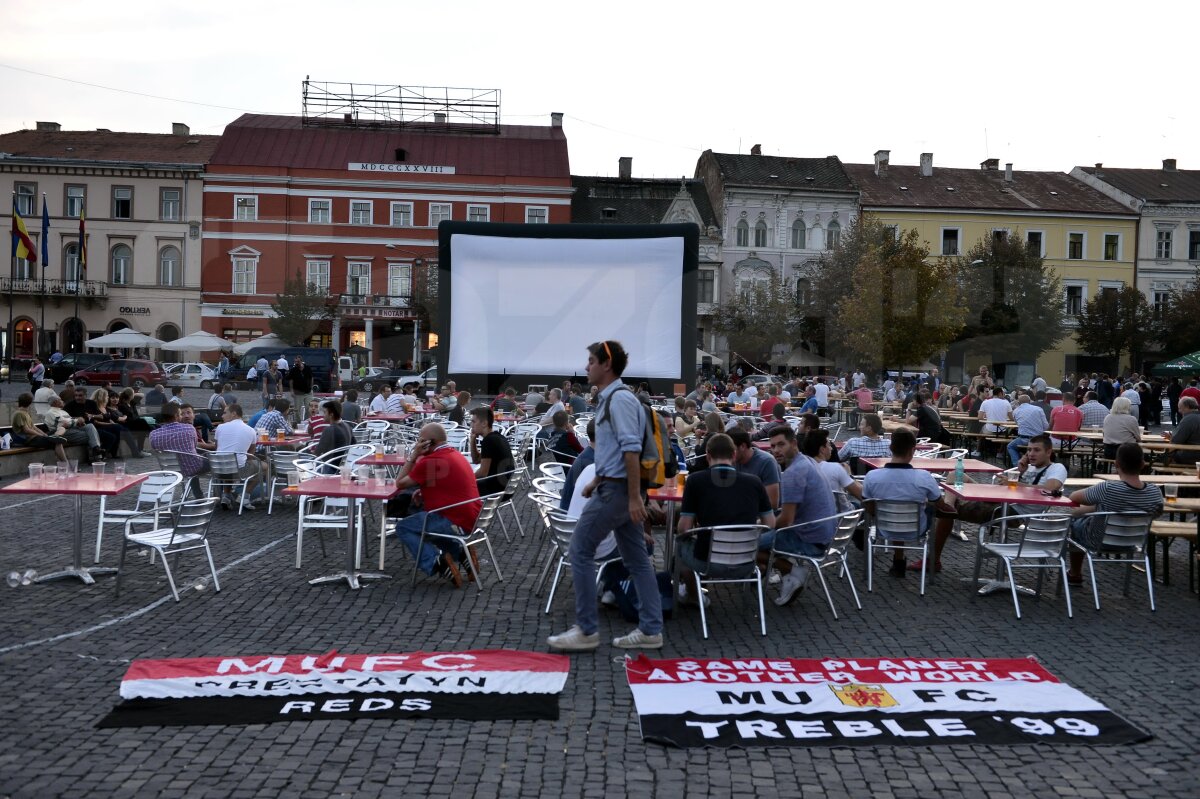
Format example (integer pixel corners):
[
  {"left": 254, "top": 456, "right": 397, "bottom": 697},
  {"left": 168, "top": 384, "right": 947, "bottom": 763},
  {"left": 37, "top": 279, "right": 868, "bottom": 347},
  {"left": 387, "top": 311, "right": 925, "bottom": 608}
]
[
  {"left": 99, "top": 650, "right": 569, "bottom": 728},
  {"left": 625, "top": 655, "right": 1150, "bottom": 748}
]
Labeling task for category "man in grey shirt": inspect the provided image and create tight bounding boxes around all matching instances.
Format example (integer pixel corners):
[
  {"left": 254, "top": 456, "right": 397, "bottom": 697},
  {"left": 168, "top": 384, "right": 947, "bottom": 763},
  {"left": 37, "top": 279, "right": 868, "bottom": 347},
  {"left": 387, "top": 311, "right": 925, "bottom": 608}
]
[
  {"left": 1169, "top": 396, "right": 1200, "bottom": 465},
  {"left": 727, "top": 427, "right": 781, "bottom": 509}
]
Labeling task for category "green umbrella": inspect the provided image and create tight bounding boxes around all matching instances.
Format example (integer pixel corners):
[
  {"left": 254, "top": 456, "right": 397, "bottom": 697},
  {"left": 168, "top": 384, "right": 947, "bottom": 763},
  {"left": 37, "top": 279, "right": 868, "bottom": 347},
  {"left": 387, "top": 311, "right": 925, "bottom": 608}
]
[{"left": 1152, "top": 351, "right": 1200, "bottom": 376}]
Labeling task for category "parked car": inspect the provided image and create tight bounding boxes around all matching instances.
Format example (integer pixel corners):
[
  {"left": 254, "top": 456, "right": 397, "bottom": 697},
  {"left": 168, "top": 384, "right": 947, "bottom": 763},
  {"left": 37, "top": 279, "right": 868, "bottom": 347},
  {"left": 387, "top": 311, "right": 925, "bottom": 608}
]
[
  {"left": 48, "top": 352, "right": 108, "bottom": 384},
  {"left": 165, "top": 362, "right": 218, "bottom": 389},
  {"left": 397, "top": 367, "right": 438, "bottom": 392},
  {"left": 72, "top": 358, "right": 166, "bottom": 390},
  {"left": 229, "top": 347, "right": 339, "bottom": 392},
  {"left": 353, "top": 366, "right": 397, "bottom": 393}
]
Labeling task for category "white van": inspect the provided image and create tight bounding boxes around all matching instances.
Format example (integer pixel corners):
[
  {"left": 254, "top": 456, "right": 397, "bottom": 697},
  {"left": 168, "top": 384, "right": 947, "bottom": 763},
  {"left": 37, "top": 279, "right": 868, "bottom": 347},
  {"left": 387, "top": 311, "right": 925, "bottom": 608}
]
[{"left": 337, "top": 356, "right": 355, "bottom": 386}]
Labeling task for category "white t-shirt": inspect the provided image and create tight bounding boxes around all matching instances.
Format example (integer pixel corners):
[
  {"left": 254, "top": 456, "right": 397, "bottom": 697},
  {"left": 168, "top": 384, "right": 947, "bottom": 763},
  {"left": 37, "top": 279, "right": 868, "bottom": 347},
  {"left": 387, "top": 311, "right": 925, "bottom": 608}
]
[
  {"left": 818, "top": 460, "right": 853, "bottom": 495},
  {"left": 814, "top": 383, "right": 830, "bottom": 408},
  {"left": 979, "top": 397, "right": 1012, "bottom": 432},
  {"left": 277, "top": 357, "right": 289, "bottom": 372},
  {"left": 215, "top": 418, "right": 257, "bottom": 467},
  {"left": 745, "top": 384, "right": 759, "bottom": 397},
  {"left": 1015, "top": 461, "right": 1069, "bottom": 516},
  {"left": 567, "top": 464, "right": 618, "bottom": 559},
  {"left": 853, "top": 372, "right": 866, "bottom": 388},
  {"left": 540, "top": 401, "right": 565, "bottom": 425},
  {"left": 370, "top": 394, "right": 387, "bottom": 413}
]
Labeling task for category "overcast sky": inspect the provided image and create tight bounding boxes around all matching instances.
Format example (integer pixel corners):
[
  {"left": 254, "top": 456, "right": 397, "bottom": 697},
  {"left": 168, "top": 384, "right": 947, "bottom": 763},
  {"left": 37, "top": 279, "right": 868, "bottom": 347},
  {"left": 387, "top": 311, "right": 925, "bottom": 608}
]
[{"left": 3, "top": 0, "right": 1194, "bottom": 179}]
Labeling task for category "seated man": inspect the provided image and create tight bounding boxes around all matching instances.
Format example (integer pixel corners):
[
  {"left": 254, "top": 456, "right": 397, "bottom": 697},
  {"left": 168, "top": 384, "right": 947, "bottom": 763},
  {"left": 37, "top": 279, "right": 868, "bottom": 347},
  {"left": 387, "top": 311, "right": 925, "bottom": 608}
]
[
  {"left": 43, "top": 395, "right": 105, "bottom": 461},
  {"left": 729, "top": 428, "right": 781, "bottom": 509},
  {"left": 537, "top": 388, "right": 566, "bottom": 434},
  {"left": 491, "top": 388, "right": 519, "bottom": 414},
  {"left": 977, "top": 386, "right": 1013, "bottom": 434},
  {"left": 1066, "top": 442, "right": 1163, "bottom": 585},
  {"left": 797, "top": 387, "right": 819, "bottom": 415},
  {"left": 1078, "top": 391, "right": 1108, "bottom": 428},
  {"left": 546, "top": 410, "right": 584, "bottom": 464},
  {"left": 213, "top": 403, "right": 263, "bottom": 510},
  {"left": 32, "top": 379, "right": 58, "bottom": 414},
  {"left": 437, "top": 385, "right": 458, "bottom": 413},
  {"left": 254, "top": 397, "right": 294, "bottom": 439},
  {"left": 1049, "top": 393, "right": 1083, "bottom": 448},
  {"left": 1007, "top": 394, "right": 1048, "bottom": 467},
  {"left": 676, "top": 433, "right": 775, "bottom": 605},
  {"left": 1166, "top": 396, "right": 1200, "bottom": 464},
  {"left": 861, "top": 427, "right": 943, "bottom": 577},
  {"left": 838, "top": 413, "right": 892, "bottom": 473},
  {"left": 761, "top": 426, "right": 839, "bottom": 605},
  {"left": 391, "top": 423, "right": 482, "bottom": 587},
  {"left": 303, "top": 398, "right": 327, "bottom": 438},
  {"left": 469, "top": 407, "right": 514, "bottom": 497},
  {"left": 143, "top": 383, "right": 167, "bottom": 406},
  {"left": 798, "top": 413, "right": 841, "bottom": 463},
  {"left": 751, "top": 402, "right": 791, "bottom": 441},
  {"left": 726, "top": 383, "right": 750, "bottom": 405},
  {"left": 313, "top": 400, "right": 353, "bottom": 457},
  {"left": 149, "top": 403, "right": 212, "bottom": 489}
]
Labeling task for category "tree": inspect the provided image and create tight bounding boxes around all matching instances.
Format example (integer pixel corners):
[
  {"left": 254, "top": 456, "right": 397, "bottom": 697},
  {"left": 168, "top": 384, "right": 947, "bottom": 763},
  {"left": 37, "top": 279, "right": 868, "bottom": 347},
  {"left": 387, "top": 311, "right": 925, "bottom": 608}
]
[
  {"left": 1159, "top": 269, "right": 1200, "bottom": 356},
  {"left": 711, "top": 270, "right": 806, "bottom": 364},
  {"left": 1075, "top": 285, "right": 1155, "bottom": 368},
  {"left": 807, "top": 217, "right": 966, "bottom": 374},
  {"left": 952, "top": 233, "right": 1068, "bottom": 364},
  {"left": 270, "top": 270, "right": 336, "bottom": 346}
]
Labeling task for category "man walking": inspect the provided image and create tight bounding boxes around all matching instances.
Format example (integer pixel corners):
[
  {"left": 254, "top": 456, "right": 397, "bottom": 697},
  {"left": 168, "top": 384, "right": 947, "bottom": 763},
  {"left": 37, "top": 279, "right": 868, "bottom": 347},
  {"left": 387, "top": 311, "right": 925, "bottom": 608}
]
[
  {"left": 548, "top": 340, "right": 663, "bottom": 652},
  {"left": 290, "top": 354, "right": 314, "bottom": 425}
]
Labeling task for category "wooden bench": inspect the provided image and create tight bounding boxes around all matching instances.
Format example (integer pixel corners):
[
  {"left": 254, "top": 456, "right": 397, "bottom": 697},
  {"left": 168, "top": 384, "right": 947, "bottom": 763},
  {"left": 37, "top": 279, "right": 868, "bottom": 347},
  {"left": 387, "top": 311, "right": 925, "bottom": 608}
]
[
  {"left": 1149, "top": 519, "right": 1197, "bottom": 590},
  {"left": 0, "top": 443, "right": 89, "bottom": 478}
]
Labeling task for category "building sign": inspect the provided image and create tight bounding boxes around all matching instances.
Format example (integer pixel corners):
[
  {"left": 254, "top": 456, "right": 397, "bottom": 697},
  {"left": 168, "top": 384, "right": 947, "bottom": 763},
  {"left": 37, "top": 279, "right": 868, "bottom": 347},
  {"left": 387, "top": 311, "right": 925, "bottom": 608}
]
[
  {"left": 349, "top": 162, "right": 456, "bottom": 175},
  {"left": 223, "top": 307, "right": 266, "bottom": 316},
  {"left": 342, "top": 306, "right": 418, "bottom": 320},
  {"left": 118, "top": 306, "right": 152, "bottom": 315}
]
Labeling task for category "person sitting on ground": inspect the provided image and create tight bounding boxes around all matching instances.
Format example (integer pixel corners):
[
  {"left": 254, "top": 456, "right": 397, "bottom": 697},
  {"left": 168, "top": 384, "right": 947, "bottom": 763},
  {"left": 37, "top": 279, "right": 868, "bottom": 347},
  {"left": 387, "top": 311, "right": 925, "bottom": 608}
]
[
  {"left": 761, "top": 426, "right": 839, "bottom": 605},
  {"left": 469, "top": 407, "right": 514, "bottom": 497},
  {"left": 1102, "top": 396, "right": 1141, "bottom": 460},
  {"left": 447, "top": 391, "right": 470, "bottom": 426},
  {"left": 213, "top": 403, "right": 263, "bottom": 510},
  {"left": 312, "top": 400, "right": 353, "bottom": 457},
  {"left": 340, "top": 389, "right": 362, "bottom": 424},
  {"left": 1066, "top": 442, "right": 1163, "bottom": 585},
  {"left": 10, "top": 410, "right": 67, "bottom": 463},
  {"left": 675, "top": 433, "right": 776, "bottom": 606},
  {"left": 391, "top": 422, "right": 482, "bottom": 588},
  {"left": 861, "top": 427, "right": 943, "bottom": 578}
]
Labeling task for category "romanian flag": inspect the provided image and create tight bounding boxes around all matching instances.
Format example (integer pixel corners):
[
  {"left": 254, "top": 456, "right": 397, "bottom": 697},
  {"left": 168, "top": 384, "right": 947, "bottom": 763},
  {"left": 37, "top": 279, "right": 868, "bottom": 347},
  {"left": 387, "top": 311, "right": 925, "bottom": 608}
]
[
  {"left": 11, "top": 199, "right": 37, "bottom": 263},
  {"left": 78, "top": 207, "right": 87, "bottom": 273}
]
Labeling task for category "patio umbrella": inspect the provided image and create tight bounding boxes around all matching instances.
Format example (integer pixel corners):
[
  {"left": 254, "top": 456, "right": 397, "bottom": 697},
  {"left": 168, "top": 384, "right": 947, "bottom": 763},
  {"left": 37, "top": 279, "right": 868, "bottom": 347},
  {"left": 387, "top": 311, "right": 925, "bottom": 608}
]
[
  {"left": 346, "top": 344, "right": 371, "bottom": 356},
  {"left": 166, "top": 330, "right": 236, "bottom": 352},
  {"left": 1152, "top": 351, "right": 1200, "bottom": 376},
  {"left": 233, "top": 332, "right": 287, "bottom": 355},
  {"left": 783, "top": 346, "right": 830, "bottom": 368},
  {"left": 697, "top": 347, "right": 723, "bottom": 365},
  {"left": 85, "top": 330, "right": 166, "bottom": 348}
]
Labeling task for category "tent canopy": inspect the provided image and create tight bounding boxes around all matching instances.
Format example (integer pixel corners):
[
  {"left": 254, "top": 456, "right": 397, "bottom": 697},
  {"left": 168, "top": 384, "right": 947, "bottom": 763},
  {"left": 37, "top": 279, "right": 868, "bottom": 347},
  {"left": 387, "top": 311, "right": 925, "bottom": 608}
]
[
  {"left": 782, "top": 346, "right": 830, "bottom": 368},
  {"left": 1152, "top": 351, "right": 1200, "bottom": 376},
  {"left": 166, "top": 330, "right": 235, "bottom": 352},
  {"left": 697, "top": 347, "right": 723, "bottom": 366},
  {"left": 86, "top": 330, "right": 165, "bottom": 348},
  {"left": 233, "top": 332, "right": 287, "bottom": 355}
]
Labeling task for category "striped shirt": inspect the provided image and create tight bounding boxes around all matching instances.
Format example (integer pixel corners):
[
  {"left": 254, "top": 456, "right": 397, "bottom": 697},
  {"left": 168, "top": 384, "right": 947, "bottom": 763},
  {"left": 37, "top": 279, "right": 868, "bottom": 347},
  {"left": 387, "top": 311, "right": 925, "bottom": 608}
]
[
  {"left": 1079, "top": 400, "right": 1108, "bottom": 427},
  {"left": 1075, "top": 479, "right": 1163, "bottom": 549}
]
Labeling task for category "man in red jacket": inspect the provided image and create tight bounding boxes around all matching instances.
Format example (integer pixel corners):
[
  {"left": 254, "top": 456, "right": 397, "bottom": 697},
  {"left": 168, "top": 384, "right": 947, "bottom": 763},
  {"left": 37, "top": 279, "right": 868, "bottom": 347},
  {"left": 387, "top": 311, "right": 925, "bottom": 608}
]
[{"left": 392, "top": 422, "right": 482, "bottom": 587}]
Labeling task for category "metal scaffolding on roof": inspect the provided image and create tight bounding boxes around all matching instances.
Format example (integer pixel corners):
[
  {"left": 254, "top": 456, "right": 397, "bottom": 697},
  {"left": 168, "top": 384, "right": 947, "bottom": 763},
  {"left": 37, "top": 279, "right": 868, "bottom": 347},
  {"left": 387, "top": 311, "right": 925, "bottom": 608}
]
[{"left": 301, "top": 80, "right": 501, "bottom": 134}]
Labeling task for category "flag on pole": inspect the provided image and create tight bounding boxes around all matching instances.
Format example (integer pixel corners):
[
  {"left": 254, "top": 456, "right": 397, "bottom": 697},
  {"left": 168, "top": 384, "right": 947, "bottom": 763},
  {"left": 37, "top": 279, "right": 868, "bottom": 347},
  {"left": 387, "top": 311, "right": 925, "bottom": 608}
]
[
  {"left": 40, "top": 195, "right": 50, "bottom": 268},
  {"left": 11, "top": 199, "right": 38, "bottom": 263},
  {"left": 78, "top": 207, "right": 87, "bottom": 273}
]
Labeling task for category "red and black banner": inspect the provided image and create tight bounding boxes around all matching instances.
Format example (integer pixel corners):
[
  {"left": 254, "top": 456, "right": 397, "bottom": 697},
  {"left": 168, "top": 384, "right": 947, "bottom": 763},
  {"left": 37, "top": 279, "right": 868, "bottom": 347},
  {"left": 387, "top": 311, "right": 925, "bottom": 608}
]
[
  {"left": 626, "top": 656, "right": 1151, "bottom": 748},
  {"left": 99, "top": 650, "right": 569, "bottom": 728}
]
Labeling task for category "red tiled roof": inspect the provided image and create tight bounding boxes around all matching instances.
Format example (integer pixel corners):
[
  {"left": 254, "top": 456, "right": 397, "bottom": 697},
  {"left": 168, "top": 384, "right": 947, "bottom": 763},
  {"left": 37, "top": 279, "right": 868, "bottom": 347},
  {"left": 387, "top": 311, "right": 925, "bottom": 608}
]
[
  {"left": 0, "top": 129, "right": 220, "bottom": 165},
  {"left": 846, "top": 162, "right": 1133, "bottom": 215},
  {"left": 210, "top": 114, "right": 570, "bottom": 179}
]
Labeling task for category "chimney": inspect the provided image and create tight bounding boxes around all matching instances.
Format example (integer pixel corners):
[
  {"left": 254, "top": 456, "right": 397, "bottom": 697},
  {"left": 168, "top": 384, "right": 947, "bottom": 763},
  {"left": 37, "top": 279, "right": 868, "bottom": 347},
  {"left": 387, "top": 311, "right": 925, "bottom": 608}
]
[
  {"left": 550, "top": 112, "right": 563, "bottom": 127},
  {"left": 433, "top": 112, "right": 447, "bottom": 124},
  {"left": 874, "top": 149, "right": 890, "bottom": 177},
  {"left": 919, "top": 152, "right": 933, "bottom": 177},
  {"left": 980, "top": 158, "right": 1000, "bottom": 171},
  {"left": 750, "top": 144, "right": 762, "bottom": 156},
  {"left": 1004, "top": 163, "right": 1013, "bottom": 182},
  {"left": 618, "top": 157, "right": 632, "bottom": 180},
  {"left": 172, "top": 123, "right": 189, "bottom": 136},
  {"left": 1163, "top": 158, "right": 1177, "bottom": 171},
  {"left": 36, "top": 121, "right": 60, "bottom": 132}
]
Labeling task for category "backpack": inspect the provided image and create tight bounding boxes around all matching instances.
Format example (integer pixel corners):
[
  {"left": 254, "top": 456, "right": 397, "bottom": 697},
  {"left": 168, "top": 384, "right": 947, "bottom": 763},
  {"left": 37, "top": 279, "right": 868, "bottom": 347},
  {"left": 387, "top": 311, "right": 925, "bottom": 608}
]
[{"left": 599, "top": 386, "right": 677, "bottom": 488}]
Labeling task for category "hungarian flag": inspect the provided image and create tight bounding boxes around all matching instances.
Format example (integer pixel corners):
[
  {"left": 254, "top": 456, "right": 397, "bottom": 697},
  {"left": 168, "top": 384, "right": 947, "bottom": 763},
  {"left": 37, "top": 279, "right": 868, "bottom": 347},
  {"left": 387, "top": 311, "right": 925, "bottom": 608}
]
[{"left": 11, "top": 200, "right": 37, "bottom": 263}]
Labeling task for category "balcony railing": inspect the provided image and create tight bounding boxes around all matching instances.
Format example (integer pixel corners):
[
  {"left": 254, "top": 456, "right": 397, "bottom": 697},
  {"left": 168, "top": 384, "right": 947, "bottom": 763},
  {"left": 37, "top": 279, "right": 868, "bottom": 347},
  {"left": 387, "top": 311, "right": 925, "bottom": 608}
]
[
  {"left": 0, "top": 278, "right": 108, "bottom": 297},
  {"left": 337, "top": 293, "right": 413, "bottom": 308}
]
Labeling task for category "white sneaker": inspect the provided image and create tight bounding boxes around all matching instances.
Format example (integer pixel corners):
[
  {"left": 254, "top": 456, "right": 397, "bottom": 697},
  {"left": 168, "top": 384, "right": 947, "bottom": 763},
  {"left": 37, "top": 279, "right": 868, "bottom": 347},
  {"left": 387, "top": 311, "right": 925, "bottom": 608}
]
[
  {"left": 767, "top": 569, "right": 782, "bottom": 586},
  {"left": 774, "top": 567, "right": 809, "bottom": 606},
  {"left": 547, "top": 625, "right": 599, "bottom": 652},
  {"left": 613, "top": 628, "right": 663, "bottom": 649},
  {"left": 599, "top": 590, "right": 618, "bottom": 607}
]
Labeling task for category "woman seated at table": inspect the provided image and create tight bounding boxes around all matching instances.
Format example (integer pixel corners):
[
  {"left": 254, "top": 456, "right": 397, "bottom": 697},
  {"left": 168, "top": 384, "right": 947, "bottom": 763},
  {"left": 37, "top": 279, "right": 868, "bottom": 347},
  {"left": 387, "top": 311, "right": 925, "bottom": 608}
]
[
  {"left": 9, "top": 410, "right": 67, "bottom": 463},
  {"left": 91, "top": 389, "right": 150, "bottom": 458},
  {"left": 447, "top": 391, "right": 470, "bottom": 426},
  {"left": 1101, "top": 396, "right": 1141, "bottom": 460},
  {"left": 117, "top": 388, "right": 152, "bottom": 434}
]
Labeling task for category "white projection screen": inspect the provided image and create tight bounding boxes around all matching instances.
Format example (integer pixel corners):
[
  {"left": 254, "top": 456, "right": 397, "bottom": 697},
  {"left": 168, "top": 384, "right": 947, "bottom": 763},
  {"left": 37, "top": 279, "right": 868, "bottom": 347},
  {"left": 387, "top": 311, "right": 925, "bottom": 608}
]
[{"left": 439, "top": 222, "right": 698, "bottom": 389}]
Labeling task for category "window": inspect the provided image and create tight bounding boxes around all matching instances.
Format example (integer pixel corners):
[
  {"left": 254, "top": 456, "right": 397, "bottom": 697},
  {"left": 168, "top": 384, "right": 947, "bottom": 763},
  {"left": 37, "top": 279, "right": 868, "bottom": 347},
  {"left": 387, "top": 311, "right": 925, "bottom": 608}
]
[
  {"left": 232, "top": 256, "right": 257, "bottom": 294},
  {"left": 754, "top": 220, "right": 768, "bottom": 247},
  {"left": 735, "top": 220, "right": 749, "bottom": 247},
  {"left": 65, "top": 185, "right": 86, "bottom": 218},
  {"left": 1064, "top": 284, "right": 1085, "bottom": 316},
  {"left": 884, "top": 225, "right": 900, "bottom": 241},
  {"left": 158, "top": 246, "right": 181, "bottom": 286},
  {"left": 1191, "top": 230, "right": 1200, "bottom": 261},
  {"left": 14, "top": 182, "right": 36, "bottom": 216},
  {"left": 309, "top": 199, "right": 332, "bottom": 224},
  {"left": 826, "top": 220, "right": 841, "bottom": 249},
  {"left": 160, "top": 188, "right": 182, "bottom": 221},
  {"left": 525, "top": 206, "right": 548, "bottom": 224},
  {"left": 390, "top": 202, "right": 413, "bottom": 227},
  {"left": 1103, "top": 234, "right": 1120, "bottom": 261},
  {"left": 1156, "top": 228, "right": 1174, "bottom": 260},
  {"left": 697, "top": 269, "right": 715, "bottom": 304},
  {"left": 110, "top": 244, "right": 132, "bottom": 285},
  {"left": 64, "top": 243, "right": 82, "bottom": 286},
  {"left": 112, "top": 186, "right": 133, "bottom": 219},
  {"left": 791, "top": 219, "right": 806, "bottom": 249},
  {"left": 234, "top": 195, "right": 257, "bottom": 221},
  {"left": 1026, "top": 231, "right": 1044, "bottom": 256},
  {"left": 429, "top": 203, "right": 452, "bottom": 227},
  {"left": 347, "top": 262, "right": 371, "bottom": 296},
  {"left": 796, "top": 278, "right": 811, "bottom": 305},
  {"left": 1154, "top": 291, "right": 1170, "bottom": 320},
  {"left": 349, "top": 200, "right": 372, "bottom": 225},
  {"left": 941, "top": 228, "right": 960, "bottom": 256},
  {"left": 467, "top": 204, "right": 490, "bottom": 223},
  {"left": 388, "top": 263, "right": 412, "bottom": 297},
  {"left": 1068, "top": 232, "right": 1085, "bottom": 260},
  {"left": 15, "top": 256, "right": 33, "bottom": 281},
  {"left": 306, "top": 260, "right": 330, "bottom": 294}
]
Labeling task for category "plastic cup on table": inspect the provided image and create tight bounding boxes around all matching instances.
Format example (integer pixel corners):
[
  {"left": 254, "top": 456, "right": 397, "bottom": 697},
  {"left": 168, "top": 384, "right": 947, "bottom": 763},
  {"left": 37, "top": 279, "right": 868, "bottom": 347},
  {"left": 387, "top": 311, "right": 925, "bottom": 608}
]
[
  {"left": 1165, "top": 483, "right": 1179, "bottom": 505},
  {"left": 340, "top": 466, "right": 352, "bottom": 485},
  {"left": 92, "top": 463, "right": 106, "bottom": 480},
  {"left": 65, "top": 460, "right": 77, "bottom": 478},
  {"left": 42, "top": 465, "right": 57, "bottom": 482},
  {"left": 286, "top": 471, "right": 300, "bottom": 488},
  {"left": 27, "top": 464, "right": 43, "bottom": 484},
  {"left": 1006, "top": 474, "right": 1018, "bottom": 490}
]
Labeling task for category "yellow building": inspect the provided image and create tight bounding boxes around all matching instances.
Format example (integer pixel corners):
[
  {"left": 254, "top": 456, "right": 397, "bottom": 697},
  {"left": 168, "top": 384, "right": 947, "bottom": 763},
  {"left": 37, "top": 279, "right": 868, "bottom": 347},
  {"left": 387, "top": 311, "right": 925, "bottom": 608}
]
[{"left": 846, "top": 152, "right": 1139, "bottom": 386}]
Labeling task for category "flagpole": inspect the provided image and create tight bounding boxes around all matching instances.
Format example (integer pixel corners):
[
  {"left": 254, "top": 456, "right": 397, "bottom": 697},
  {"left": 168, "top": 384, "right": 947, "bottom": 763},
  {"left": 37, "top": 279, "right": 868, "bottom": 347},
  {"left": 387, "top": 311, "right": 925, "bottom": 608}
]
[
  {"left": 39, "top": 194, "right": 46, "bottom": 359},
  {"left": 8, "top": 193, "right": 14, "bottom": 383}
]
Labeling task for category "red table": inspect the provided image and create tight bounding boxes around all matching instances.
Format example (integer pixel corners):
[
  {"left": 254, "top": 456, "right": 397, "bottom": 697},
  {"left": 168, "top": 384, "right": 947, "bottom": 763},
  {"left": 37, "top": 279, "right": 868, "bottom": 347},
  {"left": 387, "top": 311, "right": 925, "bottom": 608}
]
[
  {"left": 255, "top": 435, "right": 309, "bottom": 448},
  {"left": 0, "top": 472, "right": 149, "bottom": 584},
  {"left": 359, "top": 452, "right": 407, "bottom": 467},
  {"left": 282, "top": 475, "right": 399, "bottom": 589},
  {"left": 862, "top": 457, "right": 1002, "bottom": 474},
  {"left": 364, "top": 413, "right": 410, "bottom": 423},
  {"left": 648, "top": 480, "right": 686, "bottom": 580}
]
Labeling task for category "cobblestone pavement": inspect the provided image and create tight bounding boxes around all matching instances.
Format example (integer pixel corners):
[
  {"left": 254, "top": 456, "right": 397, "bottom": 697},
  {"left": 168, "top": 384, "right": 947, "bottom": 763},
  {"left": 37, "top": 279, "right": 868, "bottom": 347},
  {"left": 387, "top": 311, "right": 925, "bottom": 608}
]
[{"left": 0, "top": 414, "right": 1198, "bottom": 797}]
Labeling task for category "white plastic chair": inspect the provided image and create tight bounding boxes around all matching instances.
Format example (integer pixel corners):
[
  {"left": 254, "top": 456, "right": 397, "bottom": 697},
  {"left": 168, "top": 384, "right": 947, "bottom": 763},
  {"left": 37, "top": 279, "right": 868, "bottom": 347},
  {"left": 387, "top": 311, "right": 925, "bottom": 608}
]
[{"left": 94, "top": 470, "right": 182, "bottom": 563}]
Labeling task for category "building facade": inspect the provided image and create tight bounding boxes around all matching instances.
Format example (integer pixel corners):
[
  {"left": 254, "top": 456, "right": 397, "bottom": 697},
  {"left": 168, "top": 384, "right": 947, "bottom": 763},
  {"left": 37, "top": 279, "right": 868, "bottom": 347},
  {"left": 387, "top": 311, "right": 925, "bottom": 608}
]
[
  {"left": 200, "top": 113, "right": 572, "bottom": 368},
  {"left": 846, "top": 152, "right": 1139, "bottom": 384},
  {"left": 694, "top": 148, "right": 858, "bottom": 366},
  {"left": 0, "top": 122, "right": 215, "bottom": 359}
]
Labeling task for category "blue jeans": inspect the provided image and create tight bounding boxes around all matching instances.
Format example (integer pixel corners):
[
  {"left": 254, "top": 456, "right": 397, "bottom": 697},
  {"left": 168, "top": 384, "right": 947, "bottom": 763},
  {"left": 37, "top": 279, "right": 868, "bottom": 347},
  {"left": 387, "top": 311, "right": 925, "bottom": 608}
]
[
  {"left": 1007, "top": 437, "right": 1028, "bottom": 468},
  {"left": 758, "top": 530, "right": 827, "bottom": 558},
  {"left": 568, "top": 479, "right": 662, "bottom": 636},
  {"left": 395, "top": 511, "right": 463, "bottom": 575}
]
